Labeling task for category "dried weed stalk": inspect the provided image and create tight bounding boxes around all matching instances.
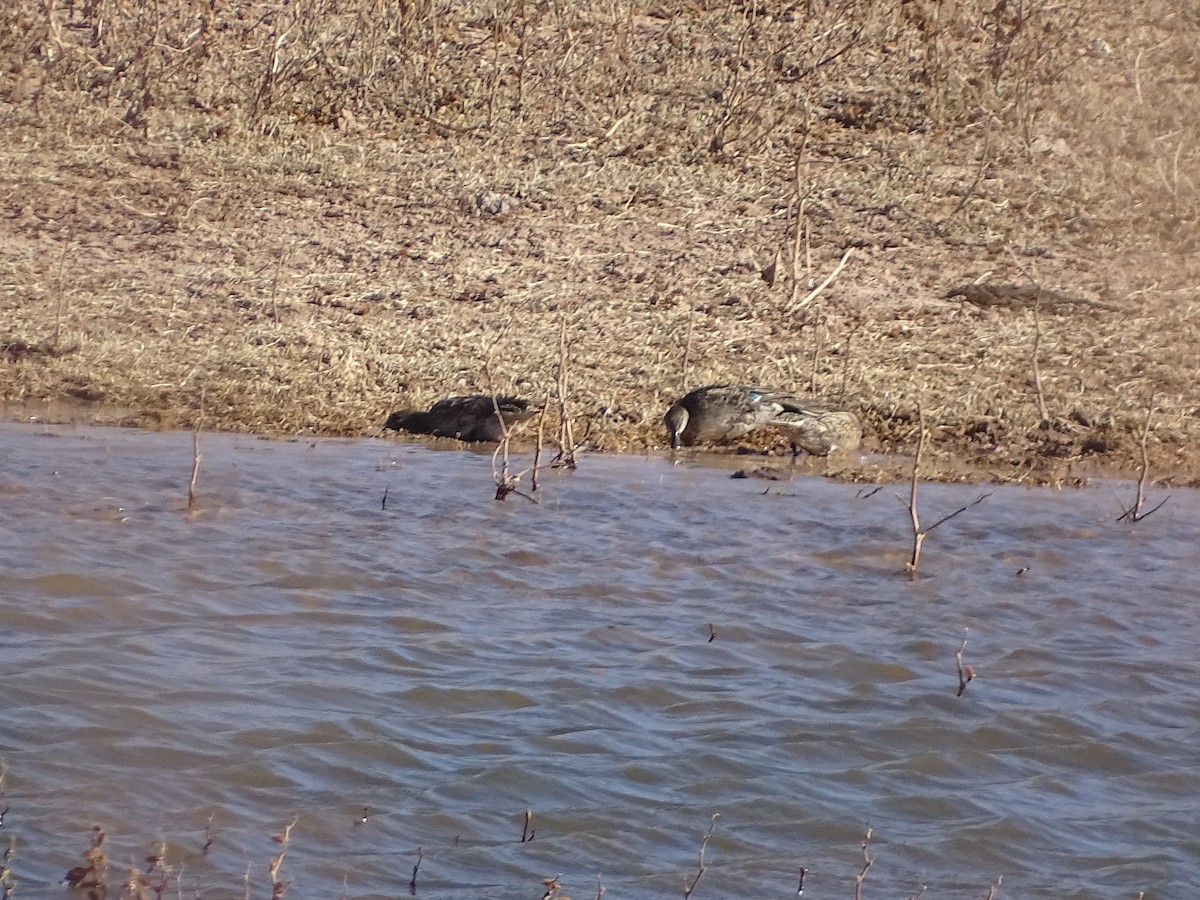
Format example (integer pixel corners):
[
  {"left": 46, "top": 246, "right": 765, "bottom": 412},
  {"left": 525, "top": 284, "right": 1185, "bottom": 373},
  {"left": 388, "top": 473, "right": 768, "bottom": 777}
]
[
  {"left": 408, "top": 846, "right": 422, "bottom": 895},
  {"left": 521, "top": 809, "right": 535, "bottom": 843},
  {"left": 956, "top": 638, "right": 977, "bottom": 697},
  {"left": 53, "top": 201, "right": 76, "bottom": 350},
  {"left": 682, "top": 813, "right": 718, "bottom": 900},
  {"left": 787, "top": 248, "right": 853, "bottom": 315},
  {"left": 1005, "top": 247, "right": 1050, "bottom": 423},
  {"left": 483, "top": 323, "right": 541, "bottom": 502},
  {"left": 554, "top": 315, "right": 581, "bottom": 469},
  {"left": 202, "top": 814, "right": 216, "bottom": 855},
  {"left": 63, "top": 825, "right": 109, "bottom": 894},
  {"left": 854, "top": 824, "right": 873, "bottom": 900},
  {"left": 268, "top": 819, "right": 297, "bottom": 900},
  {"left": 0, "top": 770, "right": 11, "bottom": 900},
  {"left": 121, "top": 843, "right": 170, "bottom": 900},
  {"left": 188, "top": 391, "right": 204, "bottom": 510},
  {"left": 789, "top": 133, "right": 813, "bottom": 306},
  {"left": 903, "top": 403, "right": 991, "bottom": 577},
  {"left": 1, "top": 837, "right": 13, "bottom": 900},
  {"left": 1117, "top": 395, "right": 1171, "bottom": 524},
  {"left": 490, "top": 391, "right": 543, "bottom": 503}
]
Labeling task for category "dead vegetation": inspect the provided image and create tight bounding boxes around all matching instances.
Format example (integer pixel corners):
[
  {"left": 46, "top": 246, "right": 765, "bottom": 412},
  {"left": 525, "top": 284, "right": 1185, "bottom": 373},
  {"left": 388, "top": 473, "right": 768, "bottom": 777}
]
[{"left": 0, "top": 0, "right": 1196, "bottom": 484}]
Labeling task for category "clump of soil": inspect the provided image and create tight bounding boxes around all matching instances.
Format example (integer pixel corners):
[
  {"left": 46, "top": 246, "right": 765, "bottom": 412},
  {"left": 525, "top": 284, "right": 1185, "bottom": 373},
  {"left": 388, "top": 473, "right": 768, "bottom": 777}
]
[{"left": 1, "top": 0, "right": 1196, "bottom": 485}]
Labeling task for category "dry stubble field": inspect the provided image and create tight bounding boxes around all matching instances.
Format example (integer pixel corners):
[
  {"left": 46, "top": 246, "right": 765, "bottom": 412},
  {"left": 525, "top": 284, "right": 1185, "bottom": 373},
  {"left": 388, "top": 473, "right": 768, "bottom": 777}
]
[{"left": 0, "top": 0, "right": 1197, "bottom": 484}]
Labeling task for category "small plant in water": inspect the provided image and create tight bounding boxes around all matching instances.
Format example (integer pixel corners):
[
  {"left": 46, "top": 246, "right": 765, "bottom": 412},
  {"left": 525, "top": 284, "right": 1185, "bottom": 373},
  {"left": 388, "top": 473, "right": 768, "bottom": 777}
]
[{"left": 63, "top": 825, "right": 109, "bottom": 896}]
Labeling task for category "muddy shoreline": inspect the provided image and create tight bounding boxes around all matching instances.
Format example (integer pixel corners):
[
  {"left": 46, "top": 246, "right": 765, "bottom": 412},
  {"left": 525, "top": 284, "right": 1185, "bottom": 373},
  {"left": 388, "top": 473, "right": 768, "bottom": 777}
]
[{"left": 1, "top": 1, "right": 1196, "bottom": 486}]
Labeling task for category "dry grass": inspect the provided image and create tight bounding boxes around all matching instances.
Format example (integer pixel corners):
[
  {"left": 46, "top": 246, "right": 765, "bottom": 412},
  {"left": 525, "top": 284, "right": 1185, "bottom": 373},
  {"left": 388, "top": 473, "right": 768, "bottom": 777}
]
[{"left": 0, "top": 0, "right": 1196, "bottom": 483}]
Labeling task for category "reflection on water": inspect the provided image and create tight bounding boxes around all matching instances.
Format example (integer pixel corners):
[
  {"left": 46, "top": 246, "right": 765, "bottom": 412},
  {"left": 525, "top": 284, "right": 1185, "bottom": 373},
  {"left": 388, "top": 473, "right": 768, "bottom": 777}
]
[{"left": 1, "top": 422, "right": 1199, "bottom": 898}]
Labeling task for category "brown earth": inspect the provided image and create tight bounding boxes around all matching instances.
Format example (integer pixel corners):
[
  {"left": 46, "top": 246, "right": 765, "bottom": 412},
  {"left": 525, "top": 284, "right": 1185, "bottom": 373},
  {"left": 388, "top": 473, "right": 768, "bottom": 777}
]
[{"left": 1, "top": 0, "right": 1197, "bottom": 485}]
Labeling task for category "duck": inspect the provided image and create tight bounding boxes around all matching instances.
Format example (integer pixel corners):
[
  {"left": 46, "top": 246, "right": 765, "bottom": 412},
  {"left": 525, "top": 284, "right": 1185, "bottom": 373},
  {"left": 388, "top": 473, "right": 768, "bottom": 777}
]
[
  {"left": 382, "top": 395, "right": 537, "bottom": 443},
  {"left": 664, "top": 384, "right": 861, "bottom": 456},
  {"left": 770, "top": 406, "right": 862, "bottom": 456}
]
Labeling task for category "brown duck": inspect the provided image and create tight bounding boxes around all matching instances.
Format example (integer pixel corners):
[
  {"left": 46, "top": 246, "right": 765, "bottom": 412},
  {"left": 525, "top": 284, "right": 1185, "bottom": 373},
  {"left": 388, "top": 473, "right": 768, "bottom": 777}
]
[
  {"left": 383, "top": 395, "right": 537, "bottom": 443},
  {"left": 664, "top": 384, "right": 861, "bottom": 456}
]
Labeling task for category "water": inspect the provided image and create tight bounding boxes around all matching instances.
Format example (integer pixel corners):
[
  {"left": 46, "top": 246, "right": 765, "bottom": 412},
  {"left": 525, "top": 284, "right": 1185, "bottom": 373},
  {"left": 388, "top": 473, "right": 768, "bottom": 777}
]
[{"left": 1, "top": 422, "right": 1198, "bottom": 899}]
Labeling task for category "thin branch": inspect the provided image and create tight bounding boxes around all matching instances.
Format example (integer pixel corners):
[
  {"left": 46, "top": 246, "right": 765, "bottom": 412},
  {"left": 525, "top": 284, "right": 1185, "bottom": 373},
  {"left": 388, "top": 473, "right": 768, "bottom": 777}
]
[
  {"left": 903, "top": 402, "right": 990, "bottom": 577},
  {"left": 955, "top": 638, "right": 976, "bottom": 697},
  {"left": 854, "top": 825, "right": 873, "bottom": 900},
  {"left": 923, "top": 492, "right": 993, "bottom": 535},
  {"left": 1030, "top": 295, "right": 1049, "bottom": 423},
  {"left": 555, "top": 314, "right": 579, "bottom": 468},
  {"left": 682, "top": 814, "right": 718, "bottom": 900},
  {"left": 408, "top": 847, "right": 422, "bottom": 895},
  {"left": 789, "top": 132, "right": 811, "bottom": 310},
  {"left": 1118, "top": 394, "right": 1171, "bottom": 523},
  {"left": 906, "top": 403, "right": 926, "bottom": 575},
  {"left": 681, "top": 304, "right": 696, "bottom": 395},
  {"left": 1004, "top": 245, "right": 1049, "bottom": 421},
  {"left": 787, "top": 247, "right": 853, "bottom": 313},
  {"left": 268, "top": 819, "right": 297, "bottom": 900},
  {"left": 188, "top": 389, "right": 205, "bottom": 510},
  {"left": 532, "top": 400, "right": 548, "bottom": 492}
]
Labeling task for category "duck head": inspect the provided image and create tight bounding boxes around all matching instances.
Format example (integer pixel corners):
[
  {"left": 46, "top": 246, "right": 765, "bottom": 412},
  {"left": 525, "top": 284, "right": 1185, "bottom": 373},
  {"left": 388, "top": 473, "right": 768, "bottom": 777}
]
[{"left": 664, "top": 403, "right": 689, "bottom": 449}]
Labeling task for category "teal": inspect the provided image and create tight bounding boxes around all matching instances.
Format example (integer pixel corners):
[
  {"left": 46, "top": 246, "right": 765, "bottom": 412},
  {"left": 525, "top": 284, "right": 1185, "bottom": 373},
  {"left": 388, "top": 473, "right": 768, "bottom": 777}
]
[
  {"left": 664, "top": 384, "right": 861, "bottom": 456},
  {"left": 383, "top": 395, "right": 536, "bottom": 443}
]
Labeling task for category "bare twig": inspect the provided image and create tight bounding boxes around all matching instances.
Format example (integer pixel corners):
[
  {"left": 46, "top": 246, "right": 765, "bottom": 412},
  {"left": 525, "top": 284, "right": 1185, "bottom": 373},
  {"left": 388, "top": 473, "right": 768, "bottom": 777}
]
[
  {"left": 906, "top": 405, "right": 928, "bottom": 575},
  {"left": 681, "top": 304, "right": 696, "bottom": 395},
  {"left": 521, "top": 809, "right": 534, "bottom": 843},
  {"left": 854, "top": 825, "right": 873, "bottom": 900},
  {"left": 188, "top": 394, "right": 204, "bottom": 509},
  {"left": 808, "top": 322, "right": 825, "bottom": 395},
  {"left": 789, "top": 133, "right": 811, "bottom": 308},
  {"left": 54, "top": 202, "right": 77, "bottom": 349},
  {"left": 903, "top": 403, "right": 992, "bottom": 576},
  {"left": 796, "top": 866, "right": 807, "bottom": 896},
  {"left": 555, "top": 314, "right": 580, "bottom": 468},
  {"left": 1030, "top": 295, "right": 1049, "bottom": 423},
  {"left": 1118, "top": 395, "right": 1171, "bottom": 523},
  {"left": 683, "top": 814, "right": 718, "bottom": 900},
  {"left": 955, "top": 638, "right": 976, "bottom": 697},
  {"left": 268, "top": 819, "right": 297, "bottom": 900},
  {"left": 1004, "top": 246, "right": 1049, "bottom": 422},
  {"left": 983, "top": 875, "right": 1003, "bottom": 899},
  {"left": 532, "top": 401, "right": 548, "bottom": 492},
  {"left": 202, "top": 814, "right": 216, "bottom": 855},
  {"left": 787, "top": 248, "right": 853, "bottom": 313},
  {"left": 268, "top": 244, "right": 289, "bottom": 324},
  {"left": 408, "top": 847, "right": 422, "bottom": 895}
]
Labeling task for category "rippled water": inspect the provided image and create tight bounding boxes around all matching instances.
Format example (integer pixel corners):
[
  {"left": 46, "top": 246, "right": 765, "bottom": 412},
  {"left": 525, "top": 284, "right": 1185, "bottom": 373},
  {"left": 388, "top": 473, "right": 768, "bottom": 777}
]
[{"left": 2, "top": 422, "right": 1198, "bottom": 899}]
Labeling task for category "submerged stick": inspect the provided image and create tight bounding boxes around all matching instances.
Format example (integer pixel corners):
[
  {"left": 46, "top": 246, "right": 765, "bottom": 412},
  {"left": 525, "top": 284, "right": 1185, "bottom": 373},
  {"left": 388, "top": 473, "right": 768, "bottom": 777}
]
[
  {"left": 188, "top": 431, "right": 202, "bottom": 509},
  {"left": 854, "top": 825, "right": 873, "bottom": 900},
  {"left": 955, "top": 638, "right": 976, "bottom": 697},
  {"left": 1117, "top": 395, "right": 1171, "bottom": 523},
  {"left": 683, "top": 814, "right": 718, "bottom": 900},
  {"left": 188, "top": 390, "right": 205, "bottom": 510},
  {"left": 903, "top": 403, "right": 991, "bottom": 577},
  {"left": 408, "top": 847, "right": 422, "bottom": 895}
]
